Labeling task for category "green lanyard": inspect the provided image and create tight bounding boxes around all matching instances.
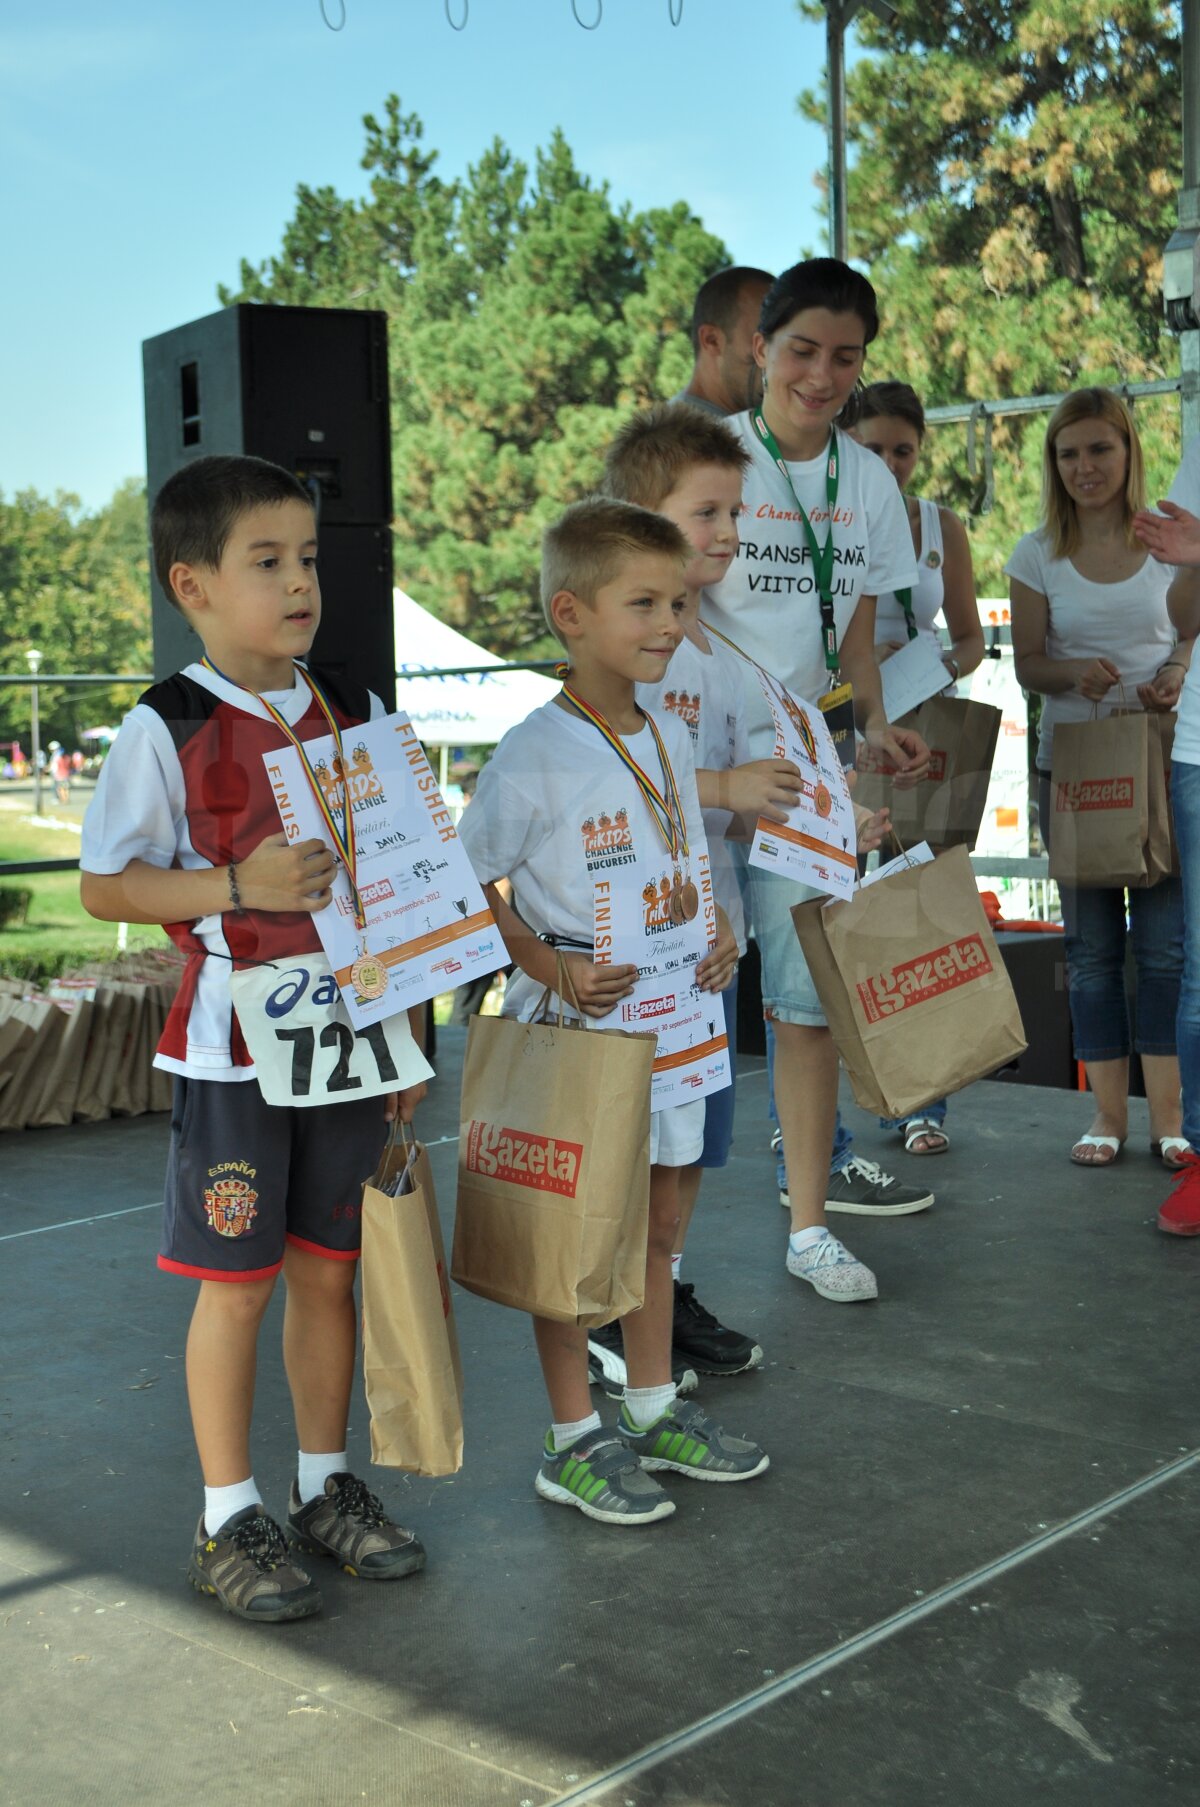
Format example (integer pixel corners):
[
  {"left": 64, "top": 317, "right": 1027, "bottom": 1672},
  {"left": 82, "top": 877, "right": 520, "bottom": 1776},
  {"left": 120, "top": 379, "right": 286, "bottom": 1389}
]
[
  {"left": 894, "top": 588, "right": 919, "bottom": 641},
  {"left": 750, "top": 409, "right": 841, "bottom": 676}
]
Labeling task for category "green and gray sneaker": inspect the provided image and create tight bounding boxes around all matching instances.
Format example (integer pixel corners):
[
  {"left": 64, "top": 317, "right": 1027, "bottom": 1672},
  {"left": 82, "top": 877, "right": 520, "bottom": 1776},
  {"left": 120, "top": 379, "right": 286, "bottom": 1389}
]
[
  {"left": 287, "top": 1472, "right": 426, "bottom": 1579},
  {"left": 188, "top": 1505, "right": 322, "bottom": 1623},
  {"left": 617, "top": 1397, "right": 770, "bottom": 1482},
  {"left": 535, "top": 1428, "right": 676, "bottom": 1526}
]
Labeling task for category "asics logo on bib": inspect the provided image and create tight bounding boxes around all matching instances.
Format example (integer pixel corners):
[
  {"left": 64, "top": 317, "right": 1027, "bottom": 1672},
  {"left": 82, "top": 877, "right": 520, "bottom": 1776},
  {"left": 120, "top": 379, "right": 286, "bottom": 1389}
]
[
  {"left": 1056, "top": 777, "right": 1134, "bottom": 813},
  {"left": 464, "top": 1122, "right": 584, "bottom": 1197},
  {"left": 856, "top": 934, "right": 992, "bottom": 1023}
]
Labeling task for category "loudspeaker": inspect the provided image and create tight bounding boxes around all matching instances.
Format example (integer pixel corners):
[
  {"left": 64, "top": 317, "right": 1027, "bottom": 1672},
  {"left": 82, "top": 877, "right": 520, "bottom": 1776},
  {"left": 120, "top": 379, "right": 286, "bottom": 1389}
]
[{"left": 142, "top": 304, "right": 395, "bottom": 708}]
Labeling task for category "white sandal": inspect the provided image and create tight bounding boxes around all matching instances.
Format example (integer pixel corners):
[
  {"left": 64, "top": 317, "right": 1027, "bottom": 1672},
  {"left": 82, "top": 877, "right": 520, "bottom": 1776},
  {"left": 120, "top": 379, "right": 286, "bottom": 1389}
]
[
  {"left": 1152, "top": 1136, "right": 1191, "bottom": 1171},
  {"left": 903, "top": 1117, "right": 949, "bottom": 1155},
  {"left": 1069, "top": 1134, "right": 1124, "bottom": 1167}
]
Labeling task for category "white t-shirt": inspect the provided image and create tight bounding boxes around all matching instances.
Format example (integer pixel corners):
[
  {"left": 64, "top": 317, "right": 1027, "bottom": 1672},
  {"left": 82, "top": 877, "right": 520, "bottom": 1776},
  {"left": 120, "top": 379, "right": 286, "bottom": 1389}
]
[
  {"left": 1004, "top": 529, "right": 1175, "bottom": 768},
  {"left": 1168, "top": 442, "right": 1200, "bottom": 767},
  {"left": 636, "top": 629, "right": 751, "bottom": 953},
  {"left": 703, "top": 419, "right": 919, "bottom": 756},
  {"left": 459, "top": 699, "right": 707, "bottom": 1024}
]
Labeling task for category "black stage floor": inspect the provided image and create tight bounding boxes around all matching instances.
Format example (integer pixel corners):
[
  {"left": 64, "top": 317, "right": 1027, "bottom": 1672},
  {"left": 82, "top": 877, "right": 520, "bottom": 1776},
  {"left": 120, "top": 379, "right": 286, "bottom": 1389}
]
[{"left": 2, "top": 1030, "right": 1198, "bottom": 1806}]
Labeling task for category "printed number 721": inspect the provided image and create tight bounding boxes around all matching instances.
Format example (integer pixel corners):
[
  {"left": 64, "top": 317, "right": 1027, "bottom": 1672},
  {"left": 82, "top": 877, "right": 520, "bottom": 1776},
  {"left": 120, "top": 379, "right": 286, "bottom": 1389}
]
[{"left": 275, "top": 1022, "right": 399, "bottom": 1096}]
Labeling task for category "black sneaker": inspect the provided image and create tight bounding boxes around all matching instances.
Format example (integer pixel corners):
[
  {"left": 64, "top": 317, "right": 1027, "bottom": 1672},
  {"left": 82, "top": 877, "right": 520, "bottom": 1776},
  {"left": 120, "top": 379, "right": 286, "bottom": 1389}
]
[
  {"left": 287, "top": 1472, "right": 426, "bottom": 1580},
  {"left": 825, "top": 1155, "right": 933, "bottom": 1216},
  {"left": 586, "top": 1318, "right": 699, "bottom": 1400},
  {"left": 671, "top": 1281, "right": 763, "bottom": 1375},
  {"left": 188, "top": 1505, "right": 322, "bottom": 1623}
]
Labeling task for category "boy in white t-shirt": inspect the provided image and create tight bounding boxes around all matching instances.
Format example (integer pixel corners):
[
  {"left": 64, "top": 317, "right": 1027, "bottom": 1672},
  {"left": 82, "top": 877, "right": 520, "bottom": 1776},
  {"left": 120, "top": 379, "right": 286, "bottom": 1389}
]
[
  {"left": 79, "top": 455, "right": 431, "bottom": 1623},
  {"left": 459, "top": 497, "right": 769, "bottom": 1525}
]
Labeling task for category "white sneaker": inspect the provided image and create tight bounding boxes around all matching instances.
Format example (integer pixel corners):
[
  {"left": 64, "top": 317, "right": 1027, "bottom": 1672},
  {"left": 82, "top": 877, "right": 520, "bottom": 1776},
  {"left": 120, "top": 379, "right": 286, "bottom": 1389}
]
[{"left": 786, "top": 1234, "right": 879, "bottom": 1302}]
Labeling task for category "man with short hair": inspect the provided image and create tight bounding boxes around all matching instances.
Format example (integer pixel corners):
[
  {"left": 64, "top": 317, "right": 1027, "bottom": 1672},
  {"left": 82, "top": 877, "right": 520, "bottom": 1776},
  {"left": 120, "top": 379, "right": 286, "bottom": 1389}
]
[{"left": 670, "top": 266, "right": 773, "bottom": 419}]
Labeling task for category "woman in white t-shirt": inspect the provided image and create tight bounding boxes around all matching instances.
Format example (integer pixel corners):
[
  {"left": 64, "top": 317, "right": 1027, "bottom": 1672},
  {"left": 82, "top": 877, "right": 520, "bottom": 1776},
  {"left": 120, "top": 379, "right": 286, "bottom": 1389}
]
[
  {"left": 1008, "top": 387, "right": 1186, "bottom": 1170},
  {"left": 852, "top": 379, "right": 986, "bottom": 1155},
  {"left": 703, "top": 259, "right": 930, "bottom": 1305}
]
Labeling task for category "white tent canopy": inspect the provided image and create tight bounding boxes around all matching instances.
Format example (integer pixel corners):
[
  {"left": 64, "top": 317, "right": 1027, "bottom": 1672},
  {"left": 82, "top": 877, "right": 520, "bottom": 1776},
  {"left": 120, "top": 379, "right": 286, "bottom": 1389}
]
[{"left": 392, "top": 587, "right": 558, "bottom": 747}]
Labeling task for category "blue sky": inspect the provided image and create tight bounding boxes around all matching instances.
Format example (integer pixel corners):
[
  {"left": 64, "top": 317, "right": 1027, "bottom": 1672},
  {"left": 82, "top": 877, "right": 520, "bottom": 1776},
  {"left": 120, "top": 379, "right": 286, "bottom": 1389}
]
[{"left": 0, "top": 0, "right": 846, "bottom": 513}]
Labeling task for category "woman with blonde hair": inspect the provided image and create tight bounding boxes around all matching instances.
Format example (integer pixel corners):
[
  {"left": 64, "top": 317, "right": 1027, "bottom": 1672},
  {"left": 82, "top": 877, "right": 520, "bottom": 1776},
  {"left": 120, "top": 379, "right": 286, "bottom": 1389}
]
[{"left": 1009, "top": 387, "right": 1188, "bottom": 1167}]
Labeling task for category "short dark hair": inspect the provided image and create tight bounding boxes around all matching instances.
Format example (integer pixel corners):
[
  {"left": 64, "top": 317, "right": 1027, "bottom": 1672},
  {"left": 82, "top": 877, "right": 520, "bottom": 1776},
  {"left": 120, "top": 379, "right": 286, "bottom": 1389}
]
[
  {"left": 151, "top": 454, "right": 314, "bottom": 610},
  {"left": 690, "top": 265, "right": 775, "bottom": 352},
  {"left": 859, "top": 381, "right": 925, "bottom": 438},
  {"left": 759, "top": 258, "right": 880, "bottom": 347},
  {"left": 540, "top": 497, "right": 689, "bottom": 645},
  {"left": 602, "top": 403, "right": 750, "bottom": 512}
]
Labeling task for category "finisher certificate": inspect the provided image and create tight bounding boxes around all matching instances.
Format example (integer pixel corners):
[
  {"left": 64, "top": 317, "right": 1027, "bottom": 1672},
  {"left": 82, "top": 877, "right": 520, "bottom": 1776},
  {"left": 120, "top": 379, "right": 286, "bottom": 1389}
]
[
  {"left": 747, "top": 668, "right": 858, "bottom": 900},
  {"left": 264, "top": 712, "right": 507, "bottom": 1028}
]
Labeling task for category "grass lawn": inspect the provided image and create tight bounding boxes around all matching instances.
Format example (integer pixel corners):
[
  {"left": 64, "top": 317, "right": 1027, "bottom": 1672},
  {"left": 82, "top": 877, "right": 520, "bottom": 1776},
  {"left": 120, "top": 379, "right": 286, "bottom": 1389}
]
[{"left": 0, "top": 812, "right": 162, "bottom": 979}]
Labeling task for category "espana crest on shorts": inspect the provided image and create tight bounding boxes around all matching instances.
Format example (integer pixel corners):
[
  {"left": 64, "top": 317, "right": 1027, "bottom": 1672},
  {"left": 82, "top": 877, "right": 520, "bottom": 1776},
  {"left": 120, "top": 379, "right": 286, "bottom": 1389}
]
[{"left": 203, "top": 1173, "right": 260, "bottom": 1238}]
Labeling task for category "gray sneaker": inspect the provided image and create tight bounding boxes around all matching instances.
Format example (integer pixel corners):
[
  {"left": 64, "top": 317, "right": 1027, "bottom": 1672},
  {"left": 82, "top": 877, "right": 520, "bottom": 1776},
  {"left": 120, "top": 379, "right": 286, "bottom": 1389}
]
[
  {"left": 287, "top": 1472, "right": 426, "bottom": 1579},
  {"left": 786, "top": 1233, "right": 879, "bottom": 1302},
  {"left": 825, "top": 1156, "right": 933, "bottom": 1216},
  {"left": 617, "top": 1396, "right": 770, "bottom": 1482},
  {"left": 535, "top": 1428, "right": 676, "bottom": 1525},
  {"left": 188, "top": 1505, "right": 322, "bottom": 1622}
]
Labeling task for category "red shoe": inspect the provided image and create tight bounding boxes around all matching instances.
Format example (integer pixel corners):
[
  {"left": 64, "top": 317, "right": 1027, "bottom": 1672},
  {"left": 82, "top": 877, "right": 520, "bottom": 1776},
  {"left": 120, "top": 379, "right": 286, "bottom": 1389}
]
[{"left": 1158, "top": 1150, "right": 1200, "bottom": 1235}]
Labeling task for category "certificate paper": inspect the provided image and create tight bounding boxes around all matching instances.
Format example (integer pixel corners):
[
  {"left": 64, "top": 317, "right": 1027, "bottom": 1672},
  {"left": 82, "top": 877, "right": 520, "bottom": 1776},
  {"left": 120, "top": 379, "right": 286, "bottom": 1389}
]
[
  {"left": 880, "top": 635, "right": 951, "bottom": 722},
  {"left": 264, "top": 712, "right": 507, "bottom": 1028},
  {"left": 594, "top": 845, "right": 731, "bottom": 1110},
  {"left": 747, "top": 668, "right": 858, "bottom": 900}
]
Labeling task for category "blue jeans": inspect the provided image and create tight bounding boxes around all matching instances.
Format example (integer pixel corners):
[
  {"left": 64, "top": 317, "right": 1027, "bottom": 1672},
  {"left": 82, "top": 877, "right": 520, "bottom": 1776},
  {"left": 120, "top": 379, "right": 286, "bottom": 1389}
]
[
  {"left": 1039, "top": 774, "right": 1183, "bottom": 1061},
  {"left": 1171, "top": 760, "right": 1200, "bottom": 1149},
  {"left": 879, "top": 1100, "right": 947, "bottom": 1132},
  {"left": 765, "top": 1016, "right": 852, "bottom": 1189}
]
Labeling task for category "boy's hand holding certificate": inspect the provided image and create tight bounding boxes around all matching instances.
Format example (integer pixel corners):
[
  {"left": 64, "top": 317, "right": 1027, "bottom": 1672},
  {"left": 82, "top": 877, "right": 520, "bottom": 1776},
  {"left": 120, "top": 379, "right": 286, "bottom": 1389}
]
[{"left": 747, "top": 668, "right": 858, "bottom": 899}]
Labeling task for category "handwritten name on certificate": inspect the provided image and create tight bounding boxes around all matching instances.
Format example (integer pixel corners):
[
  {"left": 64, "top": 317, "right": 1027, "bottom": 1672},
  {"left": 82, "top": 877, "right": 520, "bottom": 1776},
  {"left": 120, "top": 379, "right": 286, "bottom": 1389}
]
[
  {"left": 595, "top": 847, "right": 731, "bottom": 1109},
  {"left": 747, "top": 669, "right": 858, "bottom": 900},
  {"left": 264, "top": 712, "right": 507, "bottom": 1028}
]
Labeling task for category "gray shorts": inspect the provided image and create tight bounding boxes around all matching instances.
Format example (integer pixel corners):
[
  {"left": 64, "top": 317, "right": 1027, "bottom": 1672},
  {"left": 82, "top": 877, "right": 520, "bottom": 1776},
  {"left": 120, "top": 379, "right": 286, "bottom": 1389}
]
[{"left": 159, "top": 1078, "right": 390, "bottom": 1282}]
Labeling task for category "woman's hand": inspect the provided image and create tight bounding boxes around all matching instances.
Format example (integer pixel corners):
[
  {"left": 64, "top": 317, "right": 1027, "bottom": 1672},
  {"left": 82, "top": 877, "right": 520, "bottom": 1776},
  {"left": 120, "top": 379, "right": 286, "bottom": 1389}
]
[
  {"left": 876, "top": 640, "right": 906, "bottom": 663},
  {"left": 1133, "top": 500, "right": 1200, "bottom": 567},
  {"left": 696, "top": 909, "right": 738, "bottom": 994},
  {"left": 1077, "top": 656, "right": 1122, "bottom": 702},
  {"left": 561, "top": 954, "right": 638, "bottom": 1019},
  {"left": 864, "top": 722, "right": 931, "bottom": 790},
  {"left": 1137, "top": 664, "right": 1186, "bottom": 712},
  {"left": 854, "top": 803, "right": 891, "bottom": 854}
]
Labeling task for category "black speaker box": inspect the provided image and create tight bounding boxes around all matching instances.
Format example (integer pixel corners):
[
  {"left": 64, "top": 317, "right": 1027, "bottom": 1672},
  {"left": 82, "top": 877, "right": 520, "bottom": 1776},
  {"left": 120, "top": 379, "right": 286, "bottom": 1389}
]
[{"left": 142, "top": 304, "right": 395, "bottom": 708}]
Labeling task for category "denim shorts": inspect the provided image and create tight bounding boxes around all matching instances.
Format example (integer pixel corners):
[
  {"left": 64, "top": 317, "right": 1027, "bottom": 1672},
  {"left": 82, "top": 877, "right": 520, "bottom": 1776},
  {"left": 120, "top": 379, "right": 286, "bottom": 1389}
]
[{"left": 745, "top": 864, "right": 828, "bottom": 1028}]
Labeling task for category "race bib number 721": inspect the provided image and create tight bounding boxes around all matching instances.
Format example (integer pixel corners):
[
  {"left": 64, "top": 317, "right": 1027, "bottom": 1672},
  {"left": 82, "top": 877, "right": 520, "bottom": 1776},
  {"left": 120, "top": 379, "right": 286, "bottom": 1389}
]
[{"left": 230, "top": 958, "right": 434, "bottom": 1109}]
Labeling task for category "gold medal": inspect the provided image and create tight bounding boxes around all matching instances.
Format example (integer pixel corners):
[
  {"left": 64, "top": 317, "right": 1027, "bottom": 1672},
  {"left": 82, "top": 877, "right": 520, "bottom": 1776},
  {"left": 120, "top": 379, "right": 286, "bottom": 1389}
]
[{"left": 350, "top": 952, "right": 388, "bottom": 1001}]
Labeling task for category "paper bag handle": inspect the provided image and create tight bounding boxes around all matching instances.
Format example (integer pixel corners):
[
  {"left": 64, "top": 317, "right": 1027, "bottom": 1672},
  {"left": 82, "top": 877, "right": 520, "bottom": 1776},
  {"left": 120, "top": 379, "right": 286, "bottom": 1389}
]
[{"left": 531, "top": 951, "right": 588, "bottom": 1028}]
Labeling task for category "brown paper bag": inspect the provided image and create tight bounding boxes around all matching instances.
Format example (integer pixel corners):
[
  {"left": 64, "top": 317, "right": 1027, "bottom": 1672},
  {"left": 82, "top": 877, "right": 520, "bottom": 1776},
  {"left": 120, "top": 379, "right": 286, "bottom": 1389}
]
[
  {"left": 0, "top": 999, "right": 67, "bottom": 1132},
  {"left": 107, "top": 982, "right": 150, "bottom": 1116},
  {"left": 855, "top": 696, "right": 1002, "bottom": 854},
  {"left": 0, "top": 1003, "right": 36, "bottom": 1098},
  {"left": 792, "top": 844, "right": 1028, "bottom": 1120},
  {"left": 1148, "top": 712, "right": 1180, "bottom": 879},
  {"left": 361, "top": 1121, "right": 464, "bottom": 1476},
  {"left": 452, "top": 961, "right": 655, "bottom": 1328},
  {"left": 1048, "top": 714, "right": 1161, "bottom": 889},
  {"left": 27, "top": 998, "right": 95, "bottom": 1128}
]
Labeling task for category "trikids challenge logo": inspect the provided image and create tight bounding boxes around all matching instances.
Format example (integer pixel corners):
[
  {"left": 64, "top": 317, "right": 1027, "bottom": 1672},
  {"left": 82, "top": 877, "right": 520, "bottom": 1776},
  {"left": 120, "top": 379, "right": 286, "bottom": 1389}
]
[
  {"left": 203, "top": 1165, "right": 259, "bottom": 1238},
  {"left": 581, "top": 807, "right": 636, "bottom": 871},
  {"left": 314, "top": 743, "right": 386, "bottom": 818},
  {"left": 662, "top": 689, "right": 701, "bottom": 739}
]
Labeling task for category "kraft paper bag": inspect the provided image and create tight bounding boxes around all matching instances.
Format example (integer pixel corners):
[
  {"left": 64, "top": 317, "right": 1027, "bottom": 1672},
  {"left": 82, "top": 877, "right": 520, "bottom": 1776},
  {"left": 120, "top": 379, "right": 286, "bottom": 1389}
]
[
  {"left": 361, "top": 1121, "right": 464, "bottom": 1477},
  {"left": 1048, "top": 714, "right": 1161, "bottom": 889},
  {"left": 856, "top": 696, "right": 1002, "bottom": 854},
  {"left": 1147, "top": 712, "right": 1179, "bottom": 881},
  {"left": 28, "top": 998, "right": 95, "bottom": 1129},
  {"left": 0, "top": 1004, "right": 36, "bottom": 1098},
  {"left": 452, "top": 961, "right": 656, "bottom": 1328},
  {"left": 792, "top": 844, "right": 1028, "bottom": 1120},
  {"left": 0, "top": 999, "right": 67, "bottom": 1132},
  {"left": 107, "top": 982, "right": 150, "bottom": 1116}
]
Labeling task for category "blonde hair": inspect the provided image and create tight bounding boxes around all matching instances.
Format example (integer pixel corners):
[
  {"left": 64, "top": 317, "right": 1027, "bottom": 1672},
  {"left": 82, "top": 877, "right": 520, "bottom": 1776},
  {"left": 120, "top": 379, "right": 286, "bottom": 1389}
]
[
  {"left": 1042, "top": 387, "right": 1147, "bottom": 560},
  {"left": 601, "top": 402, "right": 750, "bottom": 511},
  {"left": 540, "top": 497, "right": 689, "bottom": 644}
]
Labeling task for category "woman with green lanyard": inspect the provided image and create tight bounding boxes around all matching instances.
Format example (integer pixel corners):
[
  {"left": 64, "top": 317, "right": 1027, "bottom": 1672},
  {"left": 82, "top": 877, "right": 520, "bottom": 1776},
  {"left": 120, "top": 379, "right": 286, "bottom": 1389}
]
[
  {"left": 853, "top": 379, "right": 986, "bottom": 1155},
  {"left": 703, "top": 259, "right": 930, "bottom": 1304}
]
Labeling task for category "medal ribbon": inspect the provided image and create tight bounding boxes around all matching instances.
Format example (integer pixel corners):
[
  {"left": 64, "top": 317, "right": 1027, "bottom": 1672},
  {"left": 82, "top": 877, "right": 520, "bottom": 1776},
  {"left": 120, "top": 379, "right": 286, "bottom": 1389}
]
[
  {"left": 750, "top": 409, "right": 841, "bottom": 676},
  {"left": 200, "top": 657, "right": 367, "bottom": 930},
  {"left": 561, "top": 684, "right": 689, "bottom": 861}
]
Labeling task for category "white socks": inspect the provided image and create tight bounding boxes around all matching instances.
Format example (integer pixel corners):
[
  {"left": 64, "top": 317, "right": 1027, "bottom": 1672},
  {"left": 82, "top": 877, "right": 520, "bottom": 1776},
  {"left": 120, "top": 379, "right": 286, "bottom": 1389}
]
[
  {"left": 297, "top": 1449, "right": 348, "bottom": 1504},
  {"left": 670, "top": 1253, "right": 683, "bottom": 1282},
  {"left": 203, "top": 1478, "right": 262, "bottom": 1537},
  {"left": 551, "top": 1411, "right": 601, "bottom": 1453},
  {"left": 623, "top": 1382, "right": 677, "bottom": 1430},
  {"left": 789, "top": 1225, "right": 830, "bottom": 1256}
]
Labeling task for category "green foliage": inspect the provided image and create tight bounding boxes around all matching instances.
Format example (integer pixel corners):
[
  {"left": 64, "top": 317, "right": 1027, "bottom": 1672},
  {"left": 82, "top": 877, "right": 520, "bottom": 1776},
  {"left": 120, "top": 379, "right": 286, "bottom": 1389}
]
[
  {"left": 0, "top": 481, "right": 151, "bottom": 748},
  {"left": 222, "top": 99, "right": 729, "bottom": 656},
  {"left": 797, "top": 1, "right": 1184, "bottom": 592}
]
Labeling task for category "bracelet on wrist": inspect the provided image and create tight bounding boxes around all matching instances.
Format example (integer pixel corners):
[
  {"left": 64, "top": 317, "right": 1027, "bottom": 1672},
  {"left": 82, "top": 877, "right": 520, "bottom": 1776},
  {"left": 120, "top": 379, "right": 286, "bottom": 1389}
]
[
  {"left": 1160, "top": 659, "right": 1188, "bottom": 674},
  {"left": 227, "top": 862, "right": 246, "bottom": 915}
]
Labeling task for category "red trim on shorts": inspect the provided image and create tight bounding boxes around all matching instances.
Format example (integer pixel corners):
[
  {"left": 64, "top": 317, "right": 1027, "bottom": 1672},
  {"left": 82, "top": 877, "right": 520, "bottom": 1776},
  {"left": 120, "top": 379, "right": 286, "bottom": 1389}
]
[
  {"left": 157, "top": 1254, "right": 284, "bottom": 1283},
  {"left": 285, "top": 1233, "right": 361, "bottom": 1262}
]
